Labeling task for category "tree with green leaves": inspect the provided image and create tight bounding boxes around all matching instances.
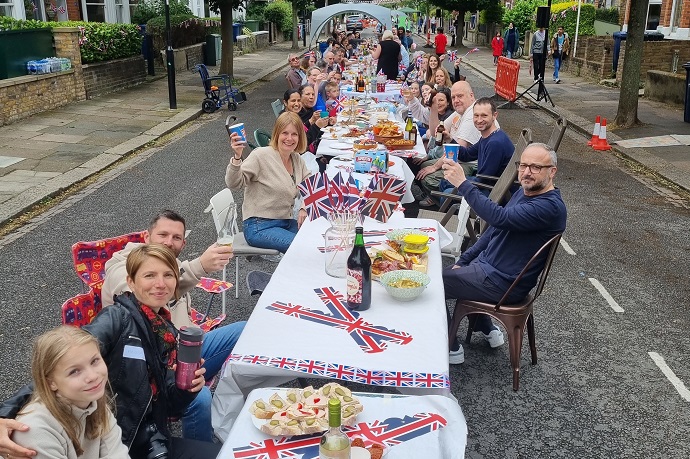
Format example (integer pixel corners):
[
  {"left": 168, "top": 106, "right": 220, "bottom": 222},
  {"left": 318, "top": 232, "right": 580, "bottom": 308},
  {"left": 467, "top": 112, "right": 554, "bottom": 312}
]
[
  {"left": 614, "top": 0, "right": 648, "bottom": 128},
  {"left": 208, "top": 0, "right": 246, "bottom": 75},
  {"left": 433, "top": 0, "right": 500, "bottom": 47}
]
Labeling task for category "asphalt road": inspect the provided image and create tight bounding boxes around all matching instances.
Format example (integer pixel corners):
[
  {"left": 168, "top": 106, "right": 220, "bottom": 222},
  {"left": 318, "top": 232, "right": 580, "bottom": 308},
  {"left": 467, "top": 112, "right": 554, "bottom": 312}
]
[{"left": 0, "top": 49, "right": 689, "bottom": 458}]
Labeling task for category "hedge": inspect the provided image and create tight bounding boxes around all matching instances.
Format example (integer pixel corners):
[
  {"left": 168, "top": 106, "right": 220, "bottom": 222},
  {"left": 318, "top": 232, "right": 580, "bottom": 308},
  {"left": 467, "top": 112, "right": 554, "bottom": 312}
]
[
  {"left": 0, "top": 18, "right": 141, "bottom": 64},
  {"left": 546, "top": 2, "right": 596, "bottom": 37},
  {"left": 596, "top": 7, "right": 620, "bottom": 25},
  {"left": 263, "top": 0, "right": 292, "bottom": 33},
  {"left": 146, "top": 15, "right": 220, "bottom": 51}
]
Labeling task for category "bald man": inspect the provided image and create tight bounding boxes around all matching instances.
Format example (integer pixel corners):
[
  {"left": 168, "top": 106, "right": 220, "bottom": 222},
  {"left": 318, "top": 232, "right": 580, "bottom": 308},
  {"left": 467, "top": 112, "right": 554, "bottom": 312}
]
[{"left": 441, "top": 143, "right": 567, "bottom": 363}]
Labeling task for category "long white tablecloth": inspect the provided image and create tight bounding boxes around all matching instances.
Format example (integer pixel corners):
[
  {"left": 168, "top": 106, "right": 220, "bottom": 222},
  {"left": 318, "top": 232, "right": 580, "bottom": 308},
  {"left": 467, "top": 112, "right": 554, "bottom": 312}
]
[
  {"left": 341, "top": 86, "right": 403, "bottom": 103},
  {"left": 212, "top": 217, "right": 453, "bottom": 440},
  {"left": 217, "top": 387, "right": 467, "bottom": 458}
]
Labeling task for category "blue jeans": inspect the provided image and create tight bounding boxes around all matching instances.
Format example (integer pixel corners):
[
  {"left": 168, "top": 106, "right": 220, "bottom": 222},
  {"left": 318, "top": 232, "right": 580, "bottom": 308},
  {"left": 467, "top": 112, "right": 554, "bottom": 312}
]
[
  {"left": 201, "top": 321, "right": 246, "bottom": 380},
  {"left": 244, "top": 217, "right": 299, "bottom": 254},
  {"left": 507, "top": 50, "right": 513, "bottom": 59},
  {"left": 181, "top": 321, "right": 245, "bottom": 442},
  {"left": 553, "top": 56, "right": 561, "bottom": 80}
]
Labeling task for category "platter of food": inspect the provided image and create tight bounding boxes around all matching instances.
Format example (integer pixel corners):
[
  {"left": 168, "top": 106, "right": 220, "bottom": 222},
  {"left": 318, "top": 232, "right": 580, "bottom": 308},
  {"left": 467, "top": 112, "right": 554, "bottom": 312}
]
[
  {"left": 249, "top": 383, "right": 363, "bottom": 437},
  {"left": 351, "top": 437, "right": 389, "bottom": 459},
  {"left": 353, "top": 139, "right": 378, "bottom": 151},
  {"left": 383, "top": 139, "right": 416, "bottom": 150}
]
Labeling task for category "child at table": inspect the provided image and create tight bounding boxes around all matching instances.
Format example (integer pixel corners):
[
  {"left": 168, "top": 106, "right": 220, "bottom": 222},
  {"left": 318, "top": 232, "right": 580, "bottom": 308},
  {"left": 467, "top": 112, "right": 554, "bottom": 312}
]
[
  {"left": 323, "top": 82, "right": 341, "bottom": 117},
  {"left": 12, "top": 326, "right": 129, "bottom": 459}
]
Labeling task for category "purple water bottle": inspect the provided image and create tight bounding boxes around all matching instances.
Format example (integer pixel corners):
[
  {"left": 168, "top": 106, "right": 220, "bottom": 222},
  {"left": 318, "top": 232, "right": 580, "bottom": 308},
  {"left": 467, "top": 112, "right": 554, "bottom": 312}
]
[{"left": 175, "top": 326, "right": 204, "bottom": 390}]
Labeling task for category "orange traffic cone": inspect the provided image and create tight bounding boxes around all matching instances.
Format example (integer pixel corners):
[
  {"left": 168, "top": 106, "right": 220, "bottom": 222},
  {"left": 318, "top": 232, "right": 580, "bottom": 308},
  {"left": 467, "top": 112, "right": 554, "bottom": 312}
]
[
  {"left": 593, "top": 118, "right": 612, "bottom": 151},
  {"left": 587, "top": 115, "right": 600, "bottom": 146}
]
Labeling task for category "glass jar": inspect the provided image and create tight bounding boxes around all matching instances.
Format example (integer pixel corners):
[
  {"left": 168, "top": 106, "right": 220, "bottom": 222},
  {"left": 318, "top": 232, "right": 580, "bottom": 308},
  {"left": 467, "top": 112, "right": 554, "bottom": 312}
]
[{"left": 324, "top": 213, "right": 359, "bottom": 278}]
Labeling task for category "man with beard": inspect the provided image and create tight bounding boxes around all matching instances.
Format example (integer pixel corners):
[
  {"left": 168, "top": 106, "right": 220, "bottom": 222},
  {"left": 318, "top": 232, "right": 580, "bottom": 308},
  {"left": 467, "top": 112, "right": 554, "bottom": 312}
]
[{"left": 440, "top": 143, "right": 567, "bottom": 364}]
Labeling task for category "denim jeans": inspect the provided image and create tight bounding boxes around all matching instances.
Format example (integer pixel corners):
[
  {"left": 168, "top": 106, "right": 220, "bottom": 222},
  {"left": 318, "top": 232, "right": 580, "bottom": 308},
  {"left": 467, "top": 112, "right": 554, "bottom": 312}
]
[
  {"left": 181, "top": 321, "right": 246, "bottom": 442},
  {"left": 553, "top": 56, "right": 561, "bottom": 80},
  {"left": 507, "top": 51, "right": 513, "bottom": 59},
  {"left": 201, "top": 321, "right": 246, "bottom": 380},
  {"left": 243, "top": 217, "right": 299, "bottom": 254}
]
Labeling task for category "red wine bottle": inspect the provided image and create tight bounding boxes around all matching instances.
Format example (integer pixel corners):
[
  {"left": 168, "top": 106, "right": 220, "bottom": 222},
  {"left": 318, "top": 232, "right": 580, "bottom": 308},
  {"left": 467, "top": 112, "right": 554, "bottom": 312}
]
[{"left": 346, "top": 227, "right": 371, "bottom": 311}]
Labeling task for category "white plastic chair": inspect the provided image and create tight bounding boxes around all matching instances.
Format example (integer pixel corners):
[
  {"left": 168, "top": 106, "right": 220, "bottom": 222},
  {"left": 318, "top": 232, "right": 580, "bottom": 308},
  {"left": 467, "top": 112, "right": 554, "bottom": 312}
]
[
  {"left": 418, "top": 197, "right": 471, "bottom": 260},
  {"left": 271, "top": 99, "right": 283, "bottom": 119},
  {"left": 206, "top": 189, "right": 280, "bottom": 306}
]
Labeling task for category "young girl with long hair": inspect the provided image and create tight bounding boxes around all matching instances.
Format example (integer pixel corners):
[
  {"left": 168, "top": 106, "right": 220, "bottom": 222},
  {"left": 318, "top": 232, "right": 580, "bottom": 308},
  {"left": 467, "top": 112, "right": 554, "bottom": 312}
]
[{"left": 13, "top": 326, "right": 128, "bottom": 459}]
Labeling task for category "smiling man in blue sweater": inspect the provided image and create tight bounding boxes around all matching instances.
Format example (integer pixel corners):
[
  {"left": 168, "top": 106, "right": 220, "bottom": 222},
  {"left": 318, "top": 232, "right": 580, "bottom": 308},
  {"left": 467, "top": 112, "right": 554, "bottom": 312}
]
[{"left": 440, "top": 142, "right": 567, "bottom": 364}]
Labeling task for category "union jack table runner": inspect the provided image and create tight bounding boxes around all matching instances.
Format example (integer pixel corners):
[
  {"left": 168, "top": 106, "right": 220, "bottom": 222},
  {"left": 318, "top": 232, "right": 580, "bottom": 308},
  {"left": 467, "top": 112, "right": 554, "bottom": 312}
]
[{"left": 231, "top": 412, "right": 448, "bottom": 459}]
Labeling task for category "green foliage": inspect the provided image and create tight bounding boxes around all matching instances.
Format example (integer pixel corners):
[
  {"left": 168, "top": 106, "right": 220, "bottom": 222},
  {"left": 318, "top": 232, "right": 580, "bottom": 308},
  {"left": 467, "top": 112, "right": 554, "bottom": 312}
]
[
  {"left": 131, "top": 0, "right": 192, "bottom": 25},
  {"left": 264, "top": 0, "right": 292, "bottom": 33},
  {"left": 548, "top": 2, "right": 595, "bottom": 37},
  {"left": 0, "top": 18, "right": 141, "bottom": 63},
  {"left": 245, "top": 0, "right": 266, "bottom": 20},
  {"left": 147, "top": 14, "right": 220, "bottom": 50},
  {"left": 0, "top": 16, "right": 51, "bottom": 31},
  {"left": 58, "top": 21, "right": 142, "bottom": 63},
  {"left": 502, "top": 0, "right": 541, "bottom": 34},
  {"left": 480, "top": 1, "right": 504, "bottom": 25},
  {"left": 596, "top": 7, "right": 619, "bottom": 24}
]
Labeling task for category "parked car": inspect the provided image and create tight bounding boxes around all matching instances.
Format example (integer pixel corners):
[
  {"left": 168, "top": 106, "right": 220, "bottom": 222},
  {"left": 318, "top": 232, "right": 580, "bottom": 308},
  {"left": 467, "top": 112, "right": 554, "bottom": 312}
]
[{"left": 346, "top": 15, "right": 364, "bottom": 32}]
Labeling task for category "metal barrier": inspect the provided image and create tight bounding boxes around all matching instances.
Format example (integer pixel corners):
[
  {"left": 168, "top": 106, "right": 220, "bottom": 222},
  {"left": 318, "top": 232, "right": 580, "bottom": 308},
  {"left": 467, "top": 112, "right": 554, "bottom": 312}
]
[{"left": 494, "top": 56, "right": 521, "bottom": 103}]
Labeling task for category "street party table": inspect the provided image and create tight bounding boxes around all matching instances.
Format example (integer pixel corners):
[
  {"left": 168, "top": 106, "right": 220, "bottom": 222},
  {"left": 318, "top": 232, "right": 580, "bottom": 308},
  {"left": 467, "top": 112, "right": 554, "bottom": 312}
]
[
  {"left": 217, "top": 387, "right": 467, "bottom": 458},
  {"left": 341, "top": 86, "right": 404, "bottom": 104},
  {"left": 325, "top": 155, "right": 415, "bottom": 204},
  {"left": 212, "top": 217, "right": 453, "bottom": 440}
]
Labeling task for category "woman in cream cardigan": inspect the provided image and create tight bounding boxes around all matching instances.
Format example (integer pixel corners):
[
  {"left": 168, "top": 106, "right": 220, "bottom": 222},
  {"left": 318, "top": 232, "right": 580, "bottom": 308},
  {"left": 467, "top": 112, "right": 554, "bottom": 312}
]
[{"left": 226, "top": 112, "right": 311, "bottom": 253}]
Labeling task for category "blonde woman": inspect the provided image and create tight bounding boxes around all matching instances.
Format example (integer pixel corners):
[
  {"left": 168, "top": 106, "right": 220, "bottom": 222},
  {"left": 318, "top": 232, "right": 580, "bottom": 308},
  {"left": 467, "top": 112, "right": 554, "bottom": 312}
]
[
  {"left": 227, "top": 112, "right": 311, "bottom": 253},
  {"left": 371, "top": 29, "right": 402, "bottom": 80}
]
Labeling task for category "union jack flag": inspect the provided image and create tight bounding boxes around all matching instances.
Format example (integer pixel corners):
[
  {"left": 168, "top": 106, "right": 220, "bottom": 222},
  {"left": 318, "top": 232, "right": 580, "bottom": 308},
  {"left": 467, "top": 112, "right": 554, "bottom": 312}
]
[
  {"left": 361, "top": 175, "right": 407, "bottom": 222},
  {"left": 398, "top": 61, "right": 407, "bottom": 72},
  {"left": 447, "top": 49, "right": 457, "bottom": 61},
  {"left": 399, "top": 80, "right": 408, "bottom": 95},
  {"left": 329, "top": 95, "right": 347, "bottom": 114},
  {"left": 297, "top": 173, "right": 331, "bottom": 221},
  {"left": 266, "top": 287, "right": 413, "bottom": 354},
  {"left": 415, "top": 55, "right": 424, "bottom": 69},
  {"left": 462, "top": 47, "right": 480, "bottom": 59},
  {"left": 304, "top": 50, "right": 316, "bottom": 58},
  {"left": 232, "top": 412, "right": 448, "bottom": 458}
]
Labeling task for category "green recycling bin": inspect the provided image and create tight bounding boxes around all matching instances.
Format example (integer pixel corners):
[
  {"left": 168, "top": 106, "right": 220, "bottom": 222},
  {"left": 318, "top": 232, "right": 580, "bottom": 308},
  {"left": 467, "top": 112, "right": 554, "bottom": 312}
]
[
  {"left": 205, "top": 34, "right": 221, "bottom": 65},
  {"left": 244, "top": 20, "right": 259, "bottom": 32}
]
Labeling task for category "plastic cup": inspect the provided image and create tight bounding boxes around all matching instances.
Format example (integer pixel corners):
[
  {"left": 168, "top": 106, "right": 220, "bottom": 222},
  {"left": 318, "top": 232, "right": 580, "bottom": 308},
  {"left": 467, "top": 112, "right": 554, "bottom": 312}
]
[
  {"left": 227, "top": 122, "right": 246, "bottom": 142},
  {"left": 443, "top": 144, "right": 460, "bottom": 161},
  {"left": 320, "top": 110, "right": 329, "bottom": 118}
]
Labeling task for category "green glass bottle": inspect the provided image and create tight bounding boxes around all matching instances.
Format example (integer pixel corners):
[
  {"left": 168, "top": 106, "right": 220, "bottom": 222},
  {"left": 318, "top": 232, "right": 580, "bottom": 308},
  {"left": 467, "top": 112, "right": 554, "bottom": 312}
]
[{"left": 319, "top": 398, "right": 351, "bottom": 459}]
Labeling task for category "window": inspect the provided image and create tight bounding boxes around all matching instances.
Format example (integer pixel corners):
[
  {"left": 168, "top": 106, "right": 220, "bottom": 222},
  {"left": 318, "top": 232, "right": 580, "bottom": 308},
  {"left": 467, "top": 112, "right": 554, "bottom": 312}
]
[
  {"left": 646, "top": 2, "right": 661, "bottom": 30},
  {"left": 670, "top": 0, "right": 683, "bottom": 31}
]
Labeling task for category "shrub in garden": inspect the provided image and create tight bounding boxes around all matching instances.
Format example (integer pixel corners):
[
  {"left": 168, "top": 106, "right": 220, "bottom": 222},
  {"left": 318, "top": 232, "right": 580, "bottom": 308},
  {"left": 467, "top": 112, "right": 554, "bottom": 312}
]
[
  {"left": 546, "top": 2, "right": 595, "bottom": 37},
  {"left": 0, "top": 16, "right": 50, "bottom": 30},
  {"left": 146, "top": 15, "right": 220, "bottom": 51},
  {"left": 131, "top": 0, "right": 192, "bottom": 25},
  {"left": 263, "top": 0, "right": 292, "bottom": 33},
  {"left": 595, "top": 7, "right": 620, "bottom": 25},
  {"left": 502, "top": 0, "right": 541, "bottom": 36}
]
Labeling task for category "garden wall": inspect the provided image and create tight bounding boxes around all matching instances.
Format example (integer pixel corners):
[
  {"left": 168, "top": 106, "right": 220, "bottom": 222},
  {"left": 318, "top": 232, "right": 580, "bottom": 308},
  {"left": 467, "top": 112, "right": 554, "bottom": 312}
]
[
  {"left": 617, "top": 40, "right": 690, "bottom": 83},
  {"left": 645, "top": 70, "right": 686, "bottom": 105},
  {"left": 82, "top": 56, "right": 146, "bottom": 99},
  {"left": 0, "top": 28, "right": 86, "bottom": 126}
]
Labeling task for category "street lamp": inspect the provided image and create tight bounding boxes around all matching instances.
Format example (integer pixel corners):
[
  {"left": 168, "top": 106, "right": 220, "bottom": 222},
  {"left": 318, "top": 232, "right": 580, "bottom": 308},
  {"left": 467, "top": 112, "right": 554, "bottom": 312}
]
[{"left": 165, "top": 0, "right": 177, "bottom": 109}]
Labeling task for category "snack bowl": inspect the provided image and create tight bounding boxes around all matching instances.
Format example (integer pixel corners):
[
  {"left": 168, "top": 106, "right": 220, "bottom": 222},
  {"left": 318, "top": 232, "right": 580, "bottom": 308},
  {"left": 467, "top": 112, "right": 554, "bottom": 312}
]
[
  {"left": 353, "top": 139, "right": 378, "bottom": 151},
  {"left": 385, "top": 228, "right": 426, "bottom": 243},
  {"left": 379, "top": 270, "right": 430, "bottom": 302}
]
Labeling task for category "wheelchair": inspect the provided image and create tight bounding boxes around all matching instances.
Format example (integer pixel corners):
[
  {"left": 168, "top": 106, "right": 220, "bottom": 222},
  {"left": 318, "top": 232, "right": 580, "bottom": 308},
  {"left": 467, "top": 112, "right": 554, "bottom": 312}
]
[{"left": 193, "top": 64, "right": 247, "bottom": 113}]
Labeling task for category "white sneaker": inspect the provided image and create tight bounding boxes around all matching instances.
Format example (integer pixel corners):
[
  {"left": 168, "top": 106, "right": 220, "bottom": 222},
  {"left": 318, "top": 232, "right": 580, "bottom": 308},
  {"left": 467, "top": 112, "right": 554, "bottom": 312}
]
[
  {"left": 481, "top": 329, "right": 505, "bottom": 348},
  {"left": 261, "top": 253, "right": 283, "bottom": 263},
  {"left": 449, "top": 346, "right": 464, "bottom": 364}
]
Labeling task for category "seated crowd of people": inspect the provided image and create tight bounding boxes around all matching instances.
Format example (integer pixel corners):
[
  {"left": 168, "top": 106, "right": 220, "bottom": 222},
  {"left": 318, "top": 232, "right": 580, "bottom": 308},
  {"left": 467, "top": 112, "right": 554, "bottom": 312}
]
[{"left": 0, "top": 25, "right": 567, "bottom": 459}]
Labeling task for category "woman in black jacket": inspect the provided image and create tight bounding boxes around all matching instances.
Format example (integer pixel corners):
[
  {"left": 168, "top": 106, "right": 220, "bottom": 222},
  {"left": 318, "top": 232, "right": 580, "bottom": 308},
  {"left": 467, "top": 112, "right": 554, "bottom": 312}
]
[{"left": 0, "top": 244, "right": 221, "bottom": 459}]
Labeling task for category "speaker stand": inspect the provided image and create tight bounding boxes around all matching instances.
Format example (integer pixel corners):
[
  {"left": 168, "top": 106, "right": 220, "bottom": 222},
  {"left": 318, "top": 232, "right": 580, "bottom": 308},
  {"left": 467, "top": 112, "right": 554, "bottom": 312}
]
[{"left": 513, "top": 76, "right": 554, "bottom": 108}]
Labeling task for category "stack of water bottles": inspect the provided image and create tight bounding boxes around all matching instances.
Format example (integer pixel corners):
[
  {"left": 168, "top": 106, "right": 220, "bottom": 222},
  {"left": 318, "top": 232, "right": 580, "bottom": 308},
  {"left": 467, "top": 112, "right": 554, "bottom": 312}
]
[{"left": 26, "top": 58, "right": 72, "bottom": 75}]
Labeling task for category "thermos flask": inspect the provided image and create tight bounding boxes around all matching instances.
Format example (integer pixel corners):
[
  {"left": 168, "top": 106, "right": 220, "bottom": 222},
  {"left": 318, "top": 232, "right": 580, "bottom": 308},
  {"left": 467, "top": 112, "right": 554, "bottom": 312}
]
[{"left": 175, "top": 326, "right": 204, "bottom": 390}]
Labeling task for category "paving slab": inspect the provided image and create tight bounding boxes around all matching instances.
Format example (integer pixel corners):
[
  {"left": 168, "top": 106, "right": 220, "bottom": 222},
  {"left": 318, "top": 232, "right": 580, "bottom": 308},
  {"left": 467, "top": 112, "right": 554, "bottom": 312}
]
[{"left": 0, "top": 41, "right": 299, "bottom": 225}]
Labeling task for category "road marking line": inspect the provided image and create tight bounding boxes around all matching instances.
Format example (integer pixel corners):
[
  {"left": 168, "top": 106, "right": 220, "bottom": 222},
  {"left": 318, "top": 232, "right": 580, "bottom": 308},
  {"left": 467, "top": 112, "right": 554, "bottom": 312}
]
[
  {"left": 588, "top": 278, "right": 624, "bottom": 312},
  {"left": 559, "top": 238, "right": 576, "bottom": 255},
  {"left": 648, "top": 352, "right": 690, "bottom": 402}
]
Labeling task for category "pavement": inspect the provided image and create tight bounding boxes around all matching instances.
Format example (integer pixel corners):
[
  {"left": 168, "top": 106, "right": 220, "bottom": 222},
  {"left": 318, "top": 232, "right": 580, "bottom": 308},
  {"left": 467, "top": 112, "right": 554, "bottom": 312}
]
[
  {"left": 0, "top": 41, "right": 303, "bottom": 226},
  {"left": 418, "top": 34, "right": 690, "bottom": 191},
  {"left": 1, "top": 34, "right": 689, "bottom": 228}
]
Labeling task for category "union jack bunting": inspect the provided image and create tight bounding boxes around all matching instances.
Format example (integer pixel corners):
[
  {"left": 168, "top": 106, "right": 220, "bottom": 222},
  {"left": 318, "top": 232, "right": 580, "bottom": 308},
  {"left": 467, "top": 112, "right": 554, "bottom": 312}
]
[
  {"left": 227, "top": 354, "right": 449, "bottom": 388},
  {"left": 297, "top": 173, "right": 331, "bottom": 221},
  {"left": 266, "top": 287, "right": 412, "bottom": 354},
  {"left": 447, "top": 49, "right": 457, "bottom": 61},
  {"left": 232, "top": 412, "right": 448, "bottom": 458},
  {"left": 361, "top": 175, "right": 407, "bottom": 223}
]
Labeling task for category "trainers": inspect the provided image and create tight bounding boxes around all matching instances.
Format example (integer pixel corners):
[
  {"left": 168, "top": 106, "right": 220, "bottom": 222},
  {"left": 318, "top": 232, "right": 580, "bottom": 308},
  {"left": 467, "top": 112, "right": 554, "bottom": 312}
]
[
  {"left": 449, "top": 346, "right": 464, "bottom": 364},
  {"left": 481, "top": 328, "right": 505, "bottom": 348},
  {"left": 555, "top": 78, "right": 561, "bottom": 84}
]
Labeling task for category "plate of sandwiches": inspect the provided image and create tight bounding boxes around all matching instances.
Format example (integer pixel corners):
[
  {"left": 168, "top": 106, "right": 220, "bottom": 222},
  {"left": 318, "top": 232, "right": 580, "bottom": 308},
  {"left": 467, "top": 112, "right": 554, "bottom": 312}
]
[{"left": 249, "top": 383, "right": 364, "bottom": 437}]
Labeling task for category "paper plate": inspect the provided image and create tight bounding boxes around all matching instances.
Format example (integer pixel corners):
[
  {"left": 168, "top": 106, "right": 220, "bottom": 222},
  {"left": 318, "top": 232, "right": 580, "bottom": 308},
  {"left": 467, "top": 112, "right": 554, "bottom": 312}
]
[{"left": 331, "top": 142, "right": 354, "bottom": 150}]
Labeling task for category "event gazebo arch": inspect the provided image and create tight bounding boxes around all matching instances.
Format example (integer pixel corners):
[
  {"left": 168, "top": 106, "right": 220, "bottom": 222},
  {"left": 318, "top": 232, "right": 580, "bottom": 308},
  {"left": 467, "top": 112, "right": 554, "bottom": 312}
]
[{"left": 309, "top": 3, "right": 403, "bottom": 48}]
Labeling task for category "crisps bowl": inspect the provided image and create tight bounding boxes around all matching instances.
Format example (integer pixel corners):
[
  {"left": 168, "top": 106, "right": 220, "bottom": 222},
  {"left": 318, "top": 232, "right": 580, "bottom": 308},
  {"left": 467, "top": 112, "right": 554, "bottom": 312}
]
[{"left": 379, "top": 270, "right": 430, "bottom": 302}]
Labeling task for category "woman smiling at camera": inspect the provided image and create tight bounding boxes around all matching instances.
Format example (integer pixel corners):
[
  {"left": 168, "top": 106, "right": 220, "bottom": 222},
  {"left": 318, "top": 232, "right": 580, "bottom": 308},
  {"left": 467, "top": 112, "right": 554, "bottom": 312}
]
[{"left": 226, "top": 112, "right": 312, "bottom": 254}]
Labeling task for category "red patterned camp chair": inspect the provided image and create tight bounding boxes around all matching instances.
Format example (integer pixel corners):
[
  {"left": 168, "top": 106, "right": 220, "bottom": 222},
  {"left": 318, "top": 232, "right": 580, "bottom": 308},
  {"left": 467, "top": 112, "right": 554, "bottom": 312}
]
[
  {"left": 61, "top": 288, "right": 100, "bottom": 327},
  {"left": 69, "top": 233, "right": 231, "bottom": 332}
]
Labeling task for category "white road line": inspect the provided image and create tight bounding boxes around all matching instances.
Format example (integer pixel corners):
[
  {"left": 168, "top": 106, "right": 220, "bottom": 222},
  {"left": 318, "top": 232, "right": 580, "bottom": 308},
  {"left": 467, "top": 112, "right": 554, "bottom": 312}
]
[
  {"left": 559, "top": 238, "right": 576, "bottom": 255},
  {"left": 648, "top": 352, "right": 690, "bottom": 402},
  {"left": 588, "top": 278, "right": 624, "bottom": 312}
]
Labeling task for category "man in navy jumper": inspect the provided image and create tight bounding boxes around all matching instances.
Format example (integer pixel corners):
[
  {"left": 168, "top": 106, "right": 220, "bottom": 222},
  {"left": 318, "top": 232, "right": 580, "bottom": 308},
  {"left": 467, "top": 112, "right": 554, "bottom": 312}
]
[
  {"left": 437, "top": 97, "right": 514, "bottom": 197},
  {"left": 441, "top": 142, "right": 567, "bottom": 364}
]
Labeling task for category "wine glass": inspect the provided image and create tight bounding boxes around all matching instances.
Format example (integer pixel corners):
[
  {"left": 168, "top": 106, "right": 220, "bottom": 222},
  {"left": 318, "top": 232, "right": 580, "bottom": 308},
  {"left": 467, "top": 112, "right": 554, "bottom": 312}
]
[{"left": 217, "top": 203, "right": 237, "bottom": 248}]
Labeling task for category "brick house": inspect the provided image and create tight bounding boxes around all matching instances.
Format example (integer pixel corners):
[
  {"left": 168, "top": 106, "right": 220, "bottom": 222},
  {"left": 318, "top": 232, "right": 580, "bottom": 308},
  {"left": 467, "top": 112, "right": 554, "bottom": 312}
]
[{"left": 621, "top": 0, "right": 689, "bottom": 39}]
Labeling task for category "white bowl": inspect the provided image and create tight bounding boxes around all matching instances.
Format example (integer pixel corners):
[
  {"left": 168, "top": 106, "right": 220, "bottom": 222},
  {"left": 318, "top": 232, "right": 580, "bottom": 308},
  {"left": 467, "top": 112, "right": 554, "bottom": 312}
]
[{"left": 379, "top": 270, "right": 430, "bottom": 302}]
